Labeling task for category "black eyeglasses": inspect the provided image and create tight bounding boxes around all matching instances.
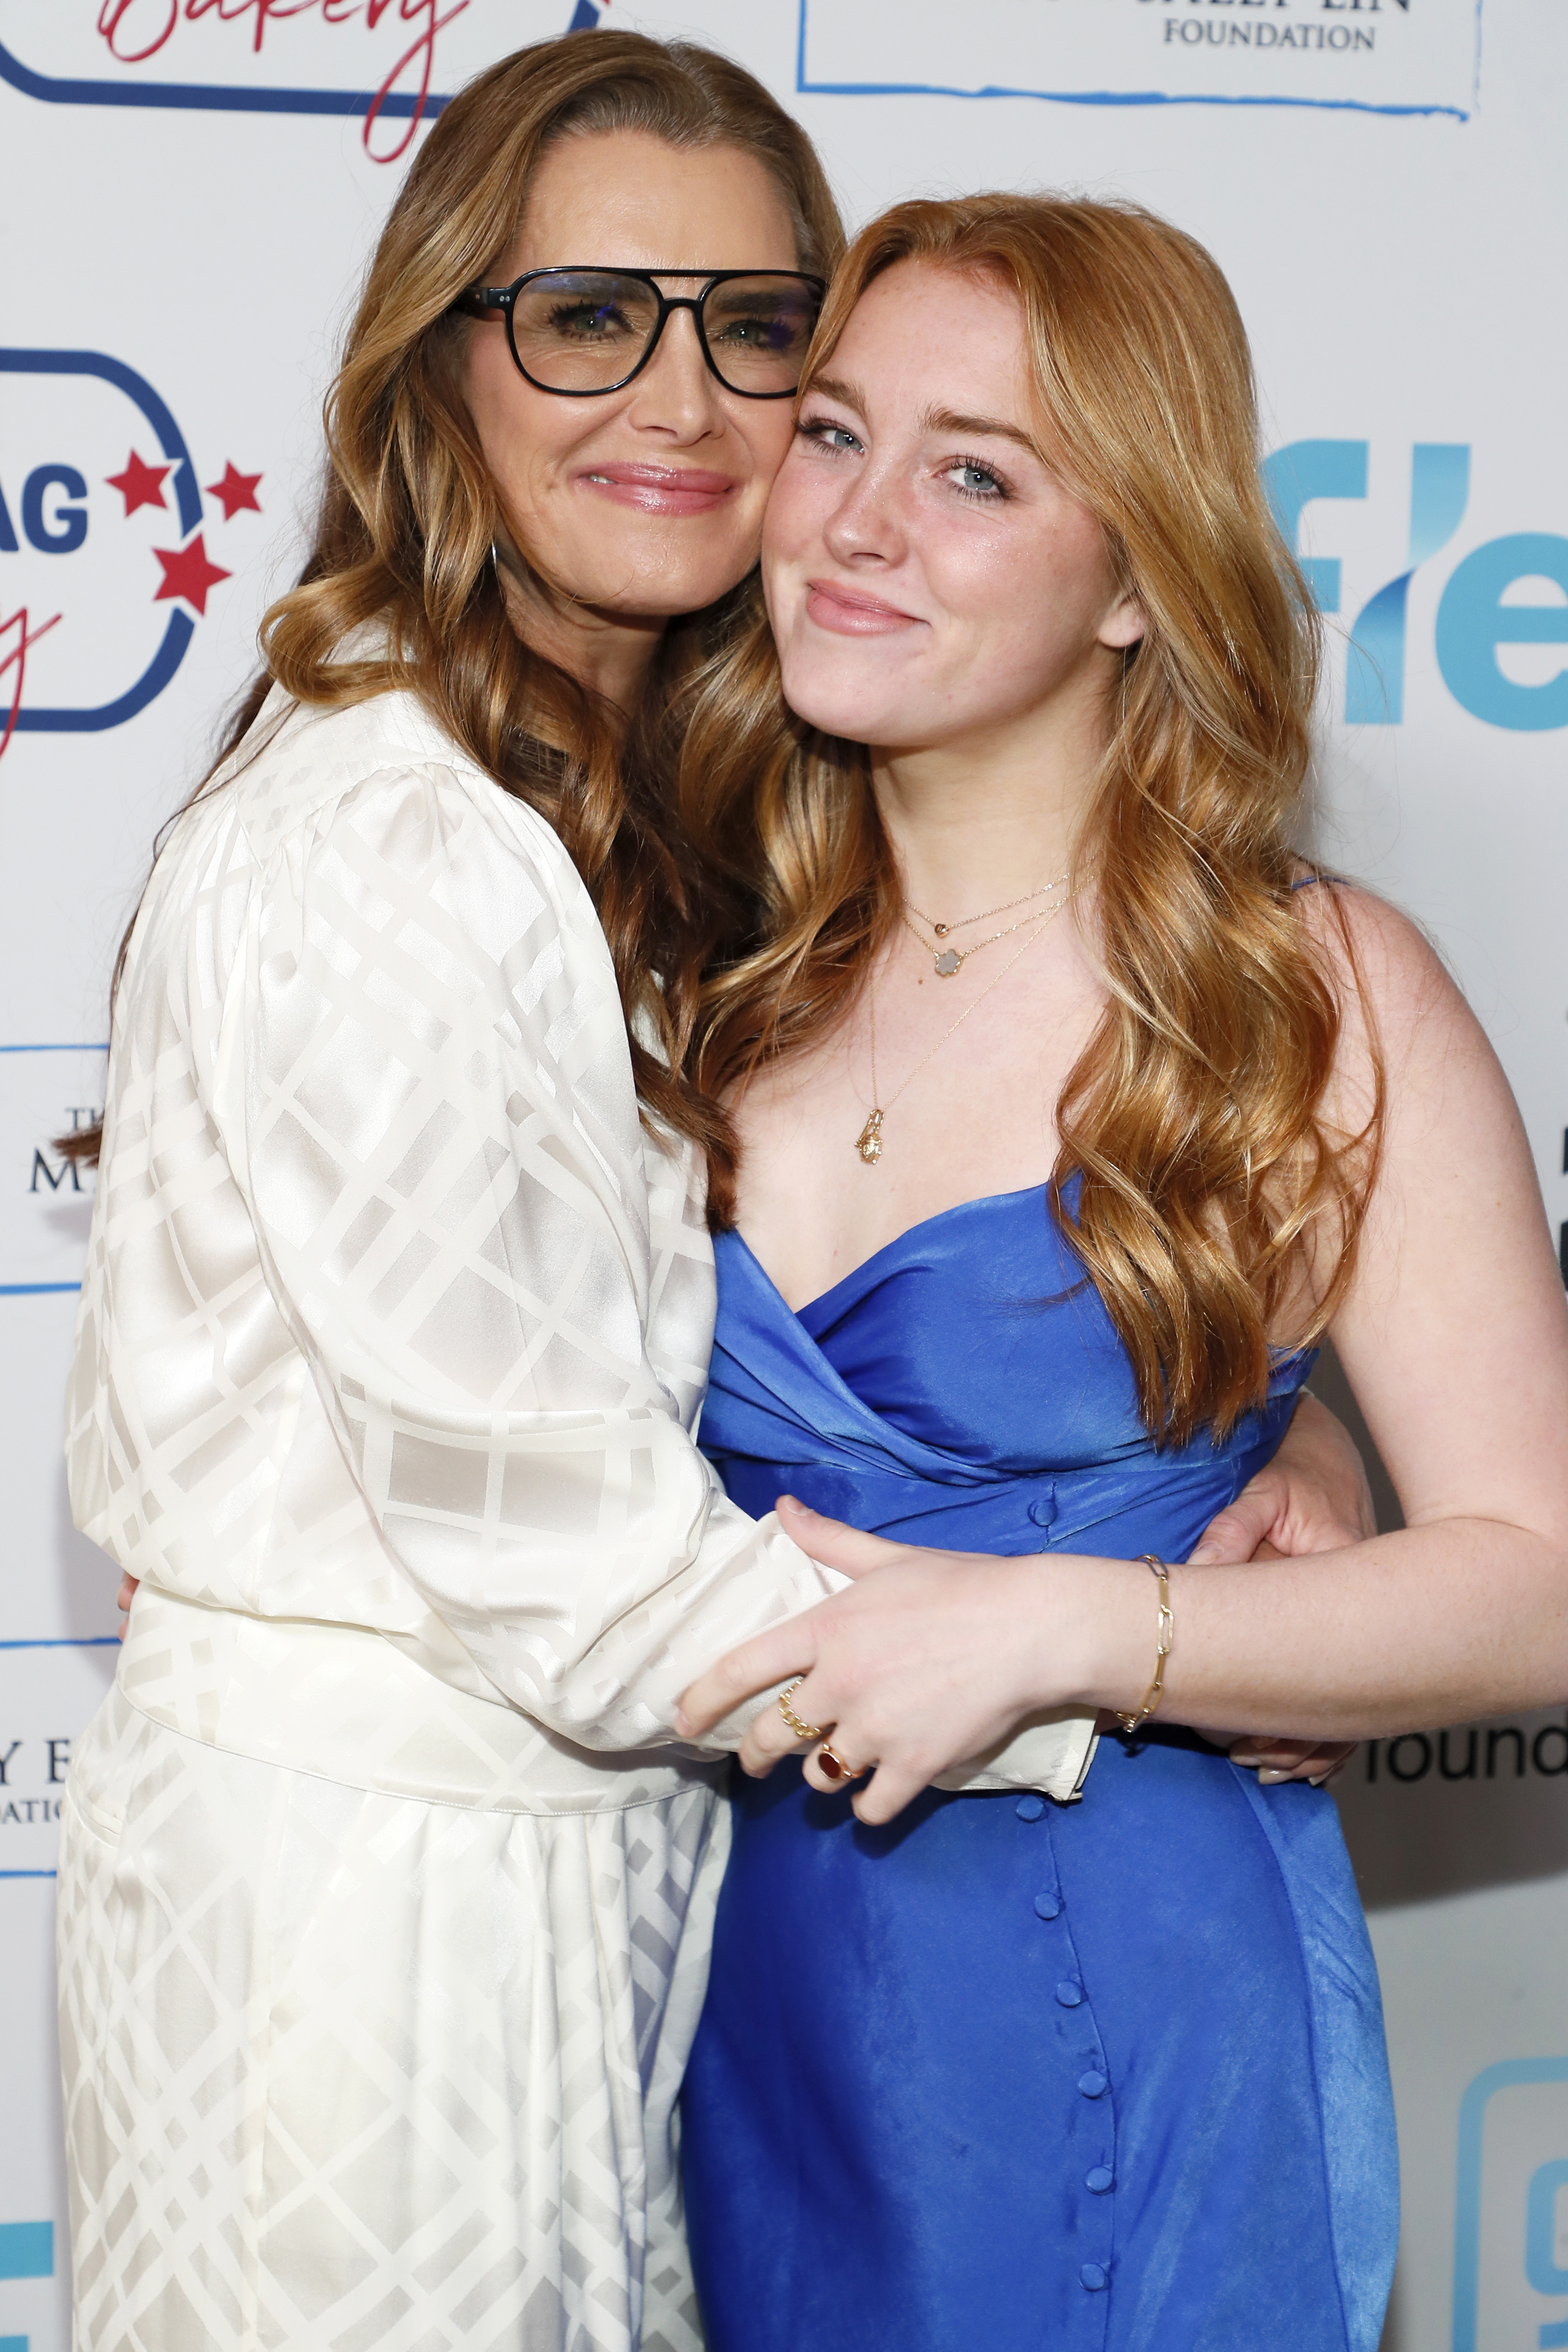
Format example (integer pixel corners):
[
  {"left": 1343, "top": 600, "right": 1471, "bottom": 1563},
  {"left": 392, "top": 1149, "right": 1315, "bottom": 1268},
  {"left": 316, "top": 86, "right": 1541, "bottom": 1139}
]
[{"left": 453, "top": 267, "right": 825, "bottom": 399}]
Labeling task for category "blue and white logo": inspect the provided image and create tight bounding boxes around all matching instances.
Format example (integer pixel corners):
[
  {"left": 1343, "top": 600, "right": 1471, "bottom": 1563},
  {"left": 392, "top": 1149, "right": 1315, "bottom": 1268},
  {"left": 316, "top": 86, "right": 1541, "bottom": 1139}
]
[
  {"left": 1264, "top": 441, "right": 1568, "bottom": 731},
  {"left": 1454, "top": 2059, "right": 1568, "bottom": 2350},
  {"left": 0, "top": 349, "right": 270, "bottom": 753},
  {"left": 799, "top": 0, "right": 1484, "bottom": 122}
]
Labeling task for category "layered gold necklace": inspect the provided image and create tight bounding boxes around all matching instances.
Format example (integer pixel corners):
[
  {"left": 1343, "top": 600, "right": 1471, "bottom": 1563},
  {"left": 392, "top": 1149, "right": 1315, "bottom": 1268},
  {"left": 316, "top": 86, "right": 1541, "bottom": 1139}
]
[
  {"left": 854, "top": 881, "right": 1073, "bottom": 1165},
  {"left": 901, "top": 873, "right": 1069, "bottom": 979}
]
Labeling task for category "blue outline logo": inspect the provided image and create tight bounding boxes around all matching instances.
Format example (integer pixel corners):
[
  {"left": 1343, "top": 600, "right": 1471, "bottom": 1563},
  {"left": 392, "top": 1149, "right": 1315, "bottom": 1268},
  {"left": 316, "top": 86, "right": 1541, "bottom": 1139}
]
[
  {"left": 0, "top": 4, "right": 606, "bottom": 149},
  {"left": 0, "top": 30, "right": 447, "bottom": 131},
  {"left": 1, "top": 349, "right": 199, "bottom": 733},
  {"left": 796, "top": 0, "right": 1484, "bottom": 122},
  {"left": 1454, "top": 2057, "right": 1568, "bottom": 2350}
]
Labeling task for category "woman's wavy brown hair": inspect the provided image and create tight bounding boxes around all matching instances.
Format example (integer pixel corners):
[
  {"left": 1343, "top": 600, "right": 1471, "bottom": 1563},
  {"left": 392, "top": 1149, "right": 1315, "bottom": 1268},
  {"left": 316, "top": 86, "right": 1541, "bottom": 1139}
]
[
  {"left": 65, "top": 30, "right": 843, "bottom": 1172},
  {"left": 685, "top": 195, "right": 1382, "bottom": 1444}
]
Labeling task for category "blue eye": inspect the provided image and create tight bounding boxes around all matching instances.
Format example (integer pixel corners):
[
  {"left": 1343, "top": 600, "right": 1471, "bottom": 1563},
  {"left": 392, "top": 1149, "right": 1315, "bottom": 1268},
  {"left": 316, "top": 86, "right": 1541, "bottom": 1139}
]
[
  {"left": 799, "top": 416, "right": 863, "bottom": 456},
  {"left": 945, "top": 459, "right": 1006, "bottom": 501}
]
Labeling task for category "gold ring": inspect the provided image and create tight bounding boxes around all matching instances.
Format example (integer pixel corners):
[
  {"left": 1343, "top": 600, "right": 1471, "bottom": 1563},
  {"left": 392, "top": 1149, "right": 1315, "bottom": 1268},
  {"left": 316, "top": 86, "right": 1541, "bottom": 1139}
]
[
  {"left": 816, "top": 1741, "right": 864, "bottom": 1784},
  {"left": 777, "top": 1678, "right": 825, "bottom": 1743}
]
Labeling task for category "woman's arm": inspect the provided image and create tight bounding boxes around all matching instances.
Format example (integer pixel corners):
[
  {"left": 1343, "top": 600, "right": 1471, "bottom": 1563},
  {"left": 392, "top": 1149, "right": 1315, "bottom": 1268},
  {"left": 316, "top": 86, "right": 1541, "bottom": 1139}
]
[
  {"left": 219, "top": 759, "right": 839, "bottom": 1754},
  {"left": 1193, "top": 1389, "right": 1375, "bottom": 1779},
  {"left": 679, "top": 893, "right": 1568, "bottom": 1819}
]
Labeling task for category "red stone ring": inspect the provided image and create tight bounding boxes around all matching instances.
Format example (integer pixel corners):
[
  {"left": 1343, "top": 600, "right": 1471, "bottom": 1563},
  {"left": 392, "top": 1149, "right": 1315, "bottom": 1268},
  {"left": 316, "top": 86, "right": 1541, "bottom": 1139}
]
[{"left": 816, "top": 1741, "right": 864, "bottom": 1783}]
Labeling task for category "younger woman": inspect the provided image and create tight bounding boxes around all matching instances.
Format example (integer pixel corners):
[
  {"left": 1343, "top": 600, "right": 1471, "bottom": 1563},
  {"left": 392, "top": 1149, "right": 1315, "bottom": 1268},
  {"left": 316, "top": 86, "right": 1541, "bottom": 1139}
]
[{"left": 677, "top": 196, "right": 1568, "bottom": 2351}]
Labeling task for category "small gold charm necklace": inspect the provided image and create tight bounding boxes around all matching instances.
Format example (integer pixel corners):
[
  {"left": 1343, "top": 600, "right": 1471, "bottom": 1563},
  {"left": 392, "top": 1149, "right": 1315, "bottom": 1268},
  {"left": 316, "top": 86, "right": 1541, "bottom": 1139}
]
[
  {"left": 854, "top": 894, "right": 1071, "bottom": 1165},
  {"left": 903, "top": 872, "right": 1069, "bottom": 979}
]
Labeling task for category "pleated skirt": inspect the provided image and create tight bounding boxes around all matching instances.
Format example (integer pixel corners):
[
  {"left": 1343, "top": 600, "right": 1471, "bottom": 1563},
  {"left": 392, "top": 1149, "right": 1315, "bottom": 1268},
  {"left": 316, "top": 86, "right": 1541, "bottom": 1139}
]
[{"left": 57, "top": 1684, "right": 727, "bottom": 2352}]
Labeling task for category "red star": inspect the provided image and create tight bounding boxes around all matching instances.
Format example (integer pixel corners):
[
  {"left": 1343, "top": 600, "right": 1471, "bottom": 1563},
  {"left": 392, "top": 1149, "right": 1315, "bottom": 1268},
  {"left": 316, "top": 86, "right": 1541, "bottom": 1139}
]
[
  {"left": 152, "top": 533, "right": 231, "bottom": 618},
  {"left": 106, "top": 450, "right": 170, "bottom": 517},
  {"left": 205, "top": 461, "right": 263, "bottom": 521}
]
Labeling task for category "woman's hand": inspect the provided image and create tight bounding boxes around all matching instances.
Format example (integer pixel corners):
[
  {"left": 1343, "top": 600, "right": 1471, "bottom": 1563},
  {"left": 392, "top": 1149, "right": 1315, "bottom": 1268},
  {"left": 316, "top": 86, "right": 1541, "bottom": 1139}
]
[
  {"left": 1191, "top": 1390, "right": 1375, "bottom": 1568},
  {"left": 116, "top": 1573, "right": 138, "bottom": 1639},
  {"left": 677, "top": 1496, "right": 1117, "bottom": 1824},
  {"left": 1188, "top": 1390, "right": 1374, "bottom": 1785}
]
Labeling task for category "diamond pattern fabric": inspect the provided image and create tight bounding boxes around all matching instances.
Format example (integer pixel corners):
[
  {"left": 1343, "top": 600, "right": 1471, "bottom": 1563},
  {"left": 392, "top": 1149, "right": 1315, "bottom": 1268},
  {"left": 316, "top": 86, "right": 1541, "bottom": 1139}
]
[{"left": 58, "top": 1684, "right": 720, "bottom": 2352}]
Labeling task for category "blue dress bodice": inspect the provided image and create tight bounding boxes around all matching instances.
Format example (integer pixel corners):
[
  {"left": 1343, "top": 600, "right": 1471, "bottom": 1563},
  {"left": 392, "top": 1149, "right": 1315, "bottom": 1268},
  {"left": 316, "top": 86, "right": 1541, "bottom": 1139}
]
[
  {"left": 704, "top": 1182, "right": 1310, "bottom": 1558},
  {"left": 680, "top": 1187, "right": 1398, "bottom": 2352}
]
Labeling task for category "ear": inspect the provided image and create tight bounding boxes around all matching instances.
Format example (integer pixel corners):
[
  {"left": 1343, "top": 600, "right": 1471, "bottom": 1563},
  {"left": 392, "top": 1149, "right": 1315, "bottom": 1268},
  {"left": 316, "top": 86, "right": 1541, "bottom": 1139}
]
[{"left": 1098, "top": 587, "right": 1147, "bottom": 652}]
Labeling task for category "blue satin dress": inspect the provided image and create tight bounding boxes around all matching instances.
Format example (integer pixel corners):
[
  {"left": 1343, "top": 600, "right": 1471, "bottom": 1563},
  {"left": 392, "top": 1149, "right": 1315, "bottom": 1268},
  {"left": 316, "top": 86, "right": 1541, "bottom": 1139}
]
[{"left": 680, "top": 1186, "right": 1397, "bottom": 2352}]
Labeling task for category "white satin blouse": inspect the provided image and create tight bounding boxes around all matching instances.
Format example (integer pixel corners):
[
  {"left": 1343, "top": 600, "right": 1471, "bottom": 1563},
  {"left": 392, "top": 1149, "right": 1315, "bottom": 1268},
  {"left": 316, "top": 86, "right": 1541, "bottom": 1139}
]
[{"left": 66, "top": 682, "right": 1095, "bottom": 1813}]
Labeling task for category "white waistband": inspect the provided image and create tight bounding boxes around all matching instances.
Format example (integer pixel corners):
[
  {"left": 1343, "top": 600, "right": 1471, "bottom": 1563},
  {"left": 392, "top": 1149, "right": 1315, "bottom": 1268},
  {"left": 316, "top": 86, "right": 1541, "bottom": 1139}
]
[{"left": 117, "top": 1586, "right": 721, "bottom": 1818}]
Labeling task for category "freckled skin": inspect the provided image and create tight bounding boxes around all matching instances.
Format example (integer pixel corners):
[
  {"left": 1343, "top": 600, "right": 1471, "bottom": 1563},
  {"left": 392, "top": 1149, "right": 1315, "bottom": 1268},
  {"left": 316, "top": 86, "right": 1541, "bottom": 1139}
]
[{"left": 762, "top": 260, "right": 1140, "bottom": 759}]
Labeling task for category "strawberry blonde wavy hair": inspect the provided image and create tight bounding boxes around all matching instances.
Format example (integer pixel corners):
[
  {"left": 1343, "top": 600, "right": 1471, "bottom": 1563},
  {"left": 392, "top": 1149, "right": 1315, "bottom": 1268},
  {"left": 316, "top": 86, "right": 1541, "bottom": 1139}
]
[
  {"left": 684, "top": 195, "right": 1382, "bottom": 1444},
  {"left": 64, "top": 31, "right": 842, "bottom": 1171}
]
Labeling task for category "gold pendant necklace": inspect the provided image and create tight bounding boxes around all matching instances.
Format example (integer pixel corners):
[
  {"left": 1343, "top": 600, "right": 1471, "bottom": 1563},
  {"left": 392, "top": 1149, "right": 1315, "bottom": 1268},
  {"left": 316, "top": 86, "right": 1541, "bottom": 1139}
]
[
  {"left": 854, "top": 892, "right": 1072, "bottom": 1164},
  {"left": 854, "top": 1108, "right": 885, "bottom": 1165}
]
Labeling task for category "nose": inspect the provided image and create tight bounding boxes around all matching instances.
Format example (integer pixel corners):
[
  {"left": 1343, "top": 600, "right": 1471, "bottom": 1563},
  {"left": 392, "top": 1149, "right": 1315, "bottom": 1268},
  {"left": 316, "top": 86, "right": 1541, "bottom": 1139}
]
[
  {"left": 623, "top": 303, "right": 727, "bottom": 444},
  {"left": 821, "top": 454, "right": 908, "bottom": 569}
]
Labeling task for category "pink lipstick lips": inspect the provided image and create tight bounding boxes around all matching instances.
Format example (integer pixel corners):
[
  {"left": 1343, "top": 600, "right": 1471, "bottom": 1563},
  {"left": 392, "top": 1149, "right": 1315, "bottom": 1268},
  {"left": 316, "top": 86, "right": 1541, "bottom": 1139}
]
[
  {"left": 803, "top": 577, "right": 923, "bottom": 635},
  {"left": 577, "top": 462, "right": 737, "bottom": 515}
]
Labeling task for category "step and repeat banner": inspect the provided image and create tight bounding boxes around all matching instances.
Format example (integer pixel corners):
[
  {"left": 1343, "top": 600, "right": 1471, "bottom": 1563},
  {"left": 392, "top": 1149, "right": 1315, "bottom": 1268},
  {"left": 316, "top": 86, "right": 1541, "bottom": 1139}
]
[{"left": 1, "top": 3, "right": 1564, "bottom": 2346}]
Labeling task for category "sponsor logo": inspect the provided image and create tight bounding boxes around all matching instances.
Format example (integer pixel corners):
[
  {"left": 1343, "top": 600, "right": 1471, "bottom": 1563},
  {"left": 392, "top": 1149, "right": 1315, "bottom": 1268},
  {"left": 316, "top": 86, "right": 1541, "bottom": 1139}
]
[
  {"left": 1363, "top": 1717, "right": 1568, "bottom": 1784},
  {"left": 799, "top": 0, "right": 1483, "bottom": 122},
  {"left": 0, "top": 1, "right": 609, "bottom": 162},
  {"left": 1455, "top": 2060, "right": 1568, "bottom": 2351},
  {"left": 1265, "top": 441, "right": 1568, "bottom": 731},
  {"left": 0, "top": 2216, "right": 55, "bottom": 2352},
  {"left": 0, "top": 1047, "right": 105, "bottom": 1295},
  {"left": 0, "top": 2222, "right": 54, "bottom": 2281},
  {"left": 0, "top": 350, "right": 261, "bottom": 753},
  {"left": 0, "top": 1639, "right": 116, "bottom": 1878}
]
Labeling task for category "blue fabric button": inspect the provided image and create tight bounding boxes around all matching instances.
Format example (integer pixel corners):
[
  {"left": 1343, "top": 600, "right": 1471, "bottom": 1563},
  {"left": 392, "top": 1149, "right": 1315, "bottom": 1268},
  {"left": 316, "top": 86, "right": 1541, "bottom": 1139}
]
[
  {"left": 1033, "top": 1890, "right": 1062, "bottom": 1920},
  {"left": 1027, "top": 1492, "right": 1057, "bottom": 1528},
  {"left": 1086, "top": 2167, "right": 1114, "bottom": 2193},
  {"left": 1080, "top": 2263, "right": 1109, "bottom": 2292},
  {"left": 1015, "top": 1793, "right": 1045, "bottom": 1821},
  {"left": 1078, "top": 2071, "right": 1108, "bottom": 2098},
  {"left": 1056, "top": 1979, "right": 1084, "bottom": 2007}
]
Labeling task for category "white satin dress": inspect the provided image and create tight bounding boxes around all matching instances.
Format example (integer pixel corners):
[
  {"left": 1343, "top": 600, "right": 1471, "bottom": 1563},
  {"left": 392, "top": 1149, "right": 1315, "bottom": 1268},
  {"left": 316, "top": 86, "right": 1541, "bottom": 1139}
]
[{"left": 57, "top": 682, "right": 1096, "bottom": 2352}]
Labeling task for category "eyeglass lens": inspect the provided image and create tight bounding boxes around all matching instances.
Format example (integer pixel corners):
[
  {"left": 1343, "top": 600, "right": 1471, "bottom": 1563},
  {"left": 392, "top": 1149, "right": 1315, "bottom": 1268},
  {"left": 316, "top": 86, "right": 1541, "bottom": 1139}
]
[{"left": 508, "top": 272, "right": 818, "bottom": 395}]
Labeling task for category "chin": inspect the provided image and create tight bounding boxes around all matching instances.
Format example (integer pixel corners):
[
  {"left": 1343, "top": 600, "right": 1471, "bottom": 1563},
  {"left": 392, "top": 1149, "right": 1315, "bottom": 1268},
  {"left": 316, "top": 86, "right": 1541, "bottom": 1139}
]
[
  {"left": 597, "top": 543, "right": 757, "bottom": 622},
  {"left": 776, "top": 660, "right": 898, "bottom": 746}
]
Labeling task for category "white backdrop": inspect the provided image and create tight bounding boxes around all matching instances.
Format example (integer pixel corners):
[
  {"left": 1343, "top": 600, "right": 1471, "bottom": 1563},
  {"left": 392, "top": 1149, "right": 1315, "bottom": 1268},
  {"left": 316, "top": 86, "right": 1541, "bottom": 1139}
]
[{"left": 2, "top": 5, "right": 1565, "bottom": 2347}]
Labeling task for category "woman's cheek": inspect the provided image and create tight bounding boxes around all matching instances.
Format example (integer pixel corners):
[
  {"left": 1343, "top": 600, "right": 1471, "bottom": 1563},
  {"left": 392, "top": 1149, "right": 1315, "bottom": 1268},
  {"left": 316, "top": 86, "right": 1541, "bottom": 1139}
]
[{"left": 762, "top": 447, "right": 829, "bottom": 555}]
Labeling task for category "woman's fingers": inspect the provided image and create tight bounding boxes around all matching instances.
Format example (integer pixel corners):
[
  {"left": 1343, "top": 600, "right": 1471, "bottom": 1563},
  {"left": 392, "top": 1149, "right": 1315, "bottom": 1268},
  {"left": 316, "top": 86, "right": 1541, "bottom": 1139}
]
[
  {"left": 735, "top": 1676, "right": 833, "bottom": 1776},
  {"left": 1231, "top": 1735, "right": 1359, "bottom": 1784},
  {"left": 1188, "top": 1479, "right": 1290, "bottom": 1566},
  {"left": 775, "top": 1494, "right": 906, "bottom": 1578},
  {"left": 116, "top": 1572, "right": 140, "bottom": 1641},
  {"left": 676, "top": 1620, "right": 820, "bottom": 1738},
  {"left": 850, "top": 1758, "right": 927, "bottom": 1827},
  {"left": 1191, "top": 1393, "right": 1376, "bottom": 1565},
  {"left": 800, "top": 1736, "right": 873, "bottom": 1797}
]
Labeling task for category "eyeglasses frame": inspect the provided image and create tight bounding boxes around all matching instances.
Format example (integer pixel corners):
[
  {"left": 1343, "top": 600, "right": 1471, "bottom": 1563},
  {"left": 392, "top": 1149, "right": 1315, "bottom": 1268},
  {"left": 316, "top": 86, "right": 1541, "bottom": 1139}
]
[{"left": 453, "top": 265, "right": 827, "bottom": 401}]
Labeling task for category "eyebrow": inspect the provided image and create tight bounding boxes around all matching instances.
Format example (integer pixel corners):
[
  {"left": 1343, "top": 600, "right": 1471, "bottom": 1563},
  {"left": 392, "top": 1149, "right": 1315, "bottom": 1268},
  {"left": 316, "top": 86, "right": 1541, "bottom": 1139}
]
[
  {"left": 803, "top": 377, "right": 1044, "bottom": 462},
  {"left": 804, "top": 373, "right": 868, "bottom": 416},
  {"left": 919, "top": 406, "right": 1045, "bottom": 460}
]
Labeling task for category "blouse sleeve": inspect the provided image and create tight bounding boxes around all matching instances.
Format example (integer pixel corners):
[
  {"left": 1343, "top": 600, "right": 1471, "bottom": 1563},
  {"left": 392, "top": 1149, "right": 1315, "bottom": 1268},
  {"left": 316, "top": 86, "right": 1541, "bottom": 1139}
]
[{"left": 210, "top": 759, "right": 837, "bottom": 1753}]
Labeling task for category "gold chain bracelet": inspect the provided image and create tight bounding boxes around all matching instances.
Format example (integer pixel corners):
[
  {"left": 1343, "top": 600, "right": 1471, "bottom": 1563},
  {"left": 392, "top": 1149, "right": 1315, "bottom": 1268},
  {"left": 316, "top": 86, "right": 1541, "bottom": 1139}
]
[{"left": 1118, "top": 1554, "right": 1174, "bottom": 1736}]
